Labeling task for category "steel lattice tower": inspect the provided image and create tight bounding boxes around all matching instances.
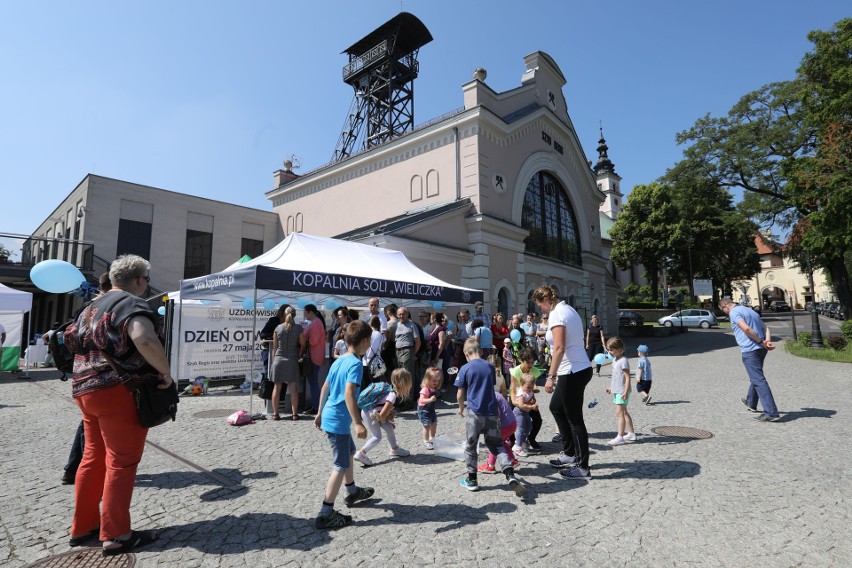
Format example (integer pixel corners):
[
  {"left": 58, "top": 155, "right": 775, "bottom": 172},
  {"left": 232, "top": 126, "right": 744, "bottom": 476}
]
[{"left": 333, "top": 13, "right": 433, "bottom": 162}]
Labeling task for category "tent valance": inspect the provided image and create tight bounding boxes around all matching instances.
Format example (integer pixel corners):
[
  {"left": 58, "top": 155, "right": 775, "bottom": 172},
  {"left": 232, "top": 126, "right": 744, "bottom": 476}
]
[{"left": 178, "top": 233, "right": 482, "bottom": 306}]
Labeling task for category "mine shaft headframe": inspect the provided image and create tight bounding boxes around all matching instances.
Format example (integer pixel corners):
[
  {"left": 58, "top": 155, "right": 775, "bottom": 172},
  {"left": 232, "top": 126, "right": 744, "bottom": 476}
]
[{"left": 333, "top": 12, "right": 433, "bottom": 162}]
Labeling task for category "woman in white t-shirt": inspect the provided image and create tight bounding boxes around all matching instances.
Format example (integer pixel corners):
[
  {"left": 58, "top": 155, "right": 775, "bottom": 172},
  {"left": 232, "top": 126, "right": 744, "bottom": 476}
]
[{"left": 533, "top": 285, "right": 594, "bottom": 480}]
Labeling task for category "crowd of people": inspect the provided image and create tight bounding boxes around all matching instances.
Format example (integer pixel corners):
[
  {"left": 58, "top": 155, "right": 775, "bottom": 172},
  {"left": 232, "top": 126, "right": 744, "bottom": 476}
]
[{"left": 58, "top": 259, "right": 782, "bottom": 541}]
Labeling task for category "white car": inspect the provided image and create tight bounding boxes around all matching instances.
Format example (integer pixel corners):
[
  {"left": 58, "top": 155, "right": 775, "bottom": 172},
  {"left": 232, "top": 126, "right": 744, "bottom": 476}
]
[{"left": 658, "top": 309, "right": 718, "bottom": 329}]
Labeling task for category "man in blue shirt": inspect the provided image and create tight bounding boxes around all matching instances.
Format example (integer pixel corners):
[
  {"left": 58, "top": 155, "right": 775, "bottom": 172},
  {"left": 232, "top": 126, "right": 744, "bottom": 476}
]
[
  {"left": 455, "top": 338, "right": 527, "bottom": 496},
  {"left": 719, "top": 298, "right": 780, "bottom": 421}
]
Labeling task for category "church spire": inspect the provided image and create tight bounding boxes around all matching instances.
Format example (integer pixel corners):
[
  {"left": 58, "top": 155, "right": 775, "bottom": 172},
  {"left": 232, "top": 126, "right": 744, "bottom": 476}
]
[{"left": 593, "top": 126, "right": 616, "bottom": 176}]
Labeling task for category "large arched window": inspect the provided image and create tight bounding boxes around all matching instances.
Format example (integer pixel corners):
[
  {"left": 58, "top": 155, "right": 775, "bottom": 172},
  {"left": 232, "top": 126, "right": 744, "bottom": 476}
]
[{"left": 521, "top": 172, "right": 582, "bottom": 266}]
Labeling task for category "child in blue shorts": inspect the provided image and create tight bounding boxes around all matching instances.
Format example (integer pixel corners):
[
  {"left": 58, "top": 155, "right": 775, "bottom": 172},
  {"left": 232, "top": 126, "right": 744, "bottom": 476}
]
[
  {"left": 418, "top": 367, "right": 441, "bottom": 449},
  {"left": 313, "top": 320, "right": 375, "bottom": 530}
]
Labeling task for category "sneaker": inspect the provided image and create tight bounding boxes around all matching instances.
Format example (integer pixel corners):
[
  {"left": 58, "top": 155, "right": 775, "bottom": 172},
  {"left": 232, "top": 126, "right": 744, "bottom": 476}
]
[
  {"left": 315, "top": 509, "right": 352, "bottom": 530},
  {"left": 343, "top": 486, "right": 375, "bottom": 507},
  {"left": 740, "top": 398, "right": 759, "bottom": 413},
  {"left": 512, "top": 446, "right": 528, "bottom": 458},
  {"left": 477, "top": 463, "right": 497, "bottom": 474},
  {"left": 423, "top": 441, "right": 434, "bottom": 450},
  {"left": 389, "top": 446, "right": 410, "bottom": 457},
  {"left": 60, "top": 471, "right": 76, "bottom": 485},
  {"left": 624, "top": 432, "right": 637, "bottom": 442},
  {"left": 549, "top": 452, "right": 579, "bottom": 468},
  {"left": 559, "top": 465, "right": 591, "bottom": 480},
  {"left": 551, "top": 433, "right": 563, "bottom": 443},
  {"left": 459, "top": 477, "right": 480, "bottom": 491},
  {"left": 353, "top": 451, "right": 373, "bottom": 466},
  {"left": 608, "top": 436, "right": 626, "bottom": 446},
  {"left": 644, "top": 396, "right": 652, "bottom": 406},
  {"left": 527, "top": 440, "right": 543, "bottom": 453},
  {"left": 754, "top": 414, "right": 780, "bottom": 422},
  {"left": 507, "top": 476, "right": 528, "bottom": 498}
]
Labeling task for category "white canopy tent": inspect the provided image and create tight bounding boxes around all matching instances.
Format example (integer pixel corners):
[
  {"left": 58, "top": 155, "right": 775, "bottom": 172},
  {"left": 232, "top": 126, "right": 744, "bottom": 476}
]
[
  {"left": 172, "top": 233, "right": 483, "bottom": 413},
  {"left": 0, "top": 283, "right": 33, "bottom": 373}
]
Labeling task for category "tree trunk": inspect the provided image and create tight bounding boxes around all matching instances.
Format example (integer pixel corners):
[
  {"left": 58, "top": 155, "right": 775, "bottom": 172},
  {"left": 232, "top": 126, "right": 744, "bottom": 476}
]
[{"left": 828, "top": 256, "right": 850, "bottom": 320}]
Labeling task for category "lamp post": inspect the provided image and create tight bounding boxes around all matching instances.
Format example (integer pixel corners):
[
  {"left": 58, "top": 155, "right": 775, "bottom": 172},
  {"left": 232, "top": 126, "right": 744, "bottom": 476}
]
[
  {"left": 803, "top": 252, "right": 824, "bottom": 348},
  {"left": 686, "top": 232, "right": 695, "bottom": 305}
]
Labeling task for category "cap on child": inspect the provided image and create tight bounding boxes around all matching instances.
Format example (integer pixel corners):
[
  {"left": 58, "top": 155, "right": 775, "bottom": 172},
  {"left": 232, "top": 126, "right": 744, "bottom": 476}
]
[{"left": 637, "top": 344, "right": 649, "bottom": 353}]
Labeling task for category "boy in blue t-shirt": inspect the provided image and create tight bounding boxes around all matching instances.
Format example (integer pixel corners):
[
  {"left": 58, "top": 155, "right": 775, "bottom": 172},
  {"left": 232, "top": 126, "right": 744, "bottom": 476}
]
[
  {"left": 635, "top": 344, "right": 653, "bottom": 405},
  {"left": 313, "top": 320, "right": 374, "bottom": 529},
  {"left": 455, "top": 338, "right": 527, "bottom": 497}
]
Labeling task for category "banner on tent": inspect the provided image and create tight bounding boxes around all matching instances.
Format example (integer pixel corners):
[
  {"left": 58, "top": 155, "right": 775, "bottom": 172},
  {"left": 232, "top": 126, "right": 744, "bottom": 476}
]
[
  {"left": 0, "top": 312, "right": 24, "bottom": 371},
  {"left": 255, "top": 269, "right": 477, "bottom": 303},
  {"left": 171, "top": 304, "right": 274, "bottom": 380}
]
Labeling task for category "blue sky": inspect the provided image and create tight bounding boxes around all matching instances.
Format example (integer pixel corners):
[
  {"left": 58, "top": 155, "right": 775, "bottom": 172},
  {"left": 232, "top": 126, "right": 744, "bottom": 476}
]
[{"left": 1, "top": 1, "right": 847, "bottom": 236}]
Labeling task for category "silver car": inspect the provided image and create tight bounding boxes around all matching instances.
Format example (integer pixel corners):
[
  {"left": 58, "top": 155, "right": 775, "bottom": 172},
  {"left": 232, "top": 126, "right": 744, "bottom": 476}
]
[{"left": 658, "top": 309, "right": 718, "bottom": 329}]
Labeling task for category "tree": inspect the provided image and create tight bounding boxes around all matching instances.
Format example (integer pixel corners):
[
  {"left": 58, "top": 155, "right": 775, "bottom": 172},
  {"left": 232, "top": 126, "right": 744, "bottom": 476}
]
[
  {"left": 676, "top": 19, "right": 852, "bottom": 317},
  {"left": 609, "top": 182, "right": 678, "bottom": 302}
]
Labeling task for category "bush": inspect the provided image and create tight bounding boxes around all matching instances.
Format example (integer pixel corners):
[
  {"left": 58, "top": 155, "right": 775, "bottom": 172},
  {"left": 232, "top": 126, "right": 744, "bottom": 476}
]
[
  {"left": 798, "top": 331, "right": 812, "bottom": 347},
  {"left": 826, "top": 335, "right": 848, "bottom": 351},
  {"left": 842, "top": 320, "right": 852, "bottom": 342}
]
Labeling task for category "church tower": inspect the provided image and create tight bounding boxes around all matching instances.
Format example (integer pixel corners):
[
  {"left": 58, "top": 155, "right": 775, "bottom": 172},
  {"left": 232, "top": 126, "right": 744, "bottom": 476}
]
[{"left": 594, "top": 128, "right": 623, "bottom": 220}]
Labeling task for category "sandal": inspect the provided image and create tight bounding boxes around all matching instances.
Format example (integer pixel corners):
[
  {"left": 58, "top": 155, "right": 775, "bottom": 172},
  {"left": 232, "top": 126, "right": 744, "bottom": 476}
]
[
  {"left": 69, "top": 527, "right": 99, "bottom": 547},
  {"left": 102, "top": 529, "right": 157, "bottom": 557},
  {"left": 291, "top": 414, "right": 299, "bottom": 421},
  {"left": 272, "top": 414, "right": 281, "bottom": 421}
]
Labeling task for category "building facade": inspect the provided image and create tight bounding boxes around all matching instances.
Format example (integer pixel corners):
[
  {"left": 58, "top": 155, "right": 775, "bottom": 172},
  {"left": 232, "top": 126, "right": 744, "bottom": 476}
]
[
  {"left": 20, "top": 174, "right": 280, "bottom": 331},
  {"left": 267, "top": 52, "right": 618, "bottom": 328}
]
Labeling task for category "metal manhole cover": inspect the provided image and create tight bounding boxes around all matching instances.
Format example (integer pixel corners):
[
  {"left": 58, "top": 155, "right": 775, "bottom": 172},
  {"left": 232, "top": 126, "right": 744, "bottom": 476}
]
[
  {"left": 23, "top": 548, "right": 135, "bottom": 568},
  {"left": 651, "top": 426, "right": 714, "bottom": 439},
  {"left": 193, "top": 409, "right": 239, "bottom": 419}
]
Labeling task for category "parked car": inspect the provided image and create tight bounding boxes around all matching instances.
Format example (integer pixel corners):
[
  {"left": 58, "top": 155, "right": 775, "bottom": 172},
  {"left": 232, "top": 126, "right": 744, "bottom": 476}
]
[
  {"left": 770, "top": 300, "right": 791, "bottom": 312},
  {"left": 618, "top": 310, "right": 645, "bottom": 327},
  {"left": 805, "top": 301, "right": 814, "bottom": 312},
  {"left": 827, "top": 303, "right": 840, "bottom": 318},
  {"left": 835, "top": 305, "right": 846, "bottom": 320},
  {"left": 657, "top": 309, "right": 718, "bottom": 329}
]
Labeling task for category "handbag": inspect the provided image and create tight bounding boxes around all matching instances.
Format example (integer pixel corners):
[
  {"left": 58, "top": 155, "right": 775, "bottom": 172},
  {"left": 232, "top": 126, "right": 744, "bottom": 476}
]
[
  {"left": 258, "top": 376, "right": 273, "bottom": 400},
  {"left": 101, "top": 351, "right": 179, "bottom": 428},
  {"left": 299, "top": 355, "right": 312, "bottom": 377}
]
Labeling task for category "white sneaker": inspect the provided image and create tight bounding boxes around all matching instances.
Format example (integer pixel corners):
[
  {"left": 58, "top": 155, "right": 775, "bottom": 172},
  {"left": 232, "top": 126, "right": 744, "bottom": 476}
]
[
  {"left": 607, "top": 436, "right": 626, "bottom": 446},
  {"left": 389, "top": 446, "right": 410, "bottom": 457},
  {"left": 423, "top": 441, "right": 434, "bottom": 450},
  {"left": 624, "top": 432, "right": 637, "bottom": 442},
  {"left": 353, "top": 451, "right": 373, "bottom": 466},
  {"left": 512, "top": 445, "right": 528, "bottom": 458}
]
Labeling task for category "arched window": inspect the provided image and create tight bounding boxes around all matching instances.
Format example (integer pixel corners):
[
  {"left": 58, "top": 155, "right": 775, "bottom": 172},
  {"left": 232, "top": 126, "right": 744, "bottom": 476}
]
[
  {"left": 497, "top": 288, "right": 509, "bottom": 319},
  {"left": 527, "top": 290, "right": 537, "bottom": 315},
  {"left": 521, "top": 172, "right": 582, "bottom": 266}
]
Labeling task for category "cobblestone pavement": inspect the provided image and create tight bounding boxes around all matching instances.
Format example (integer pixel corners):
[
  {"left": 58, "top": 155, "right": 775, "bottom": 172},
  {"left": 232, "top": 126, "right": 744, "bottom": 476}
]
[{"left": 1, "top": 330, "right": 849, "bottom": 567}]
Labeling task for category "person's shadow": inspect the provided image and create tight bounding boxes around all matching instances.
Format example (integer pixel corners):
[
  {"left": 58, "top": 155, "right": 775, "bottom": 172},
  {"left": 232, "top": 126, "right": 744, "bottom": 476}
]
[
  {"left": 777, "top": 407, "right": 836, "bottom": 423},
  {"left": 135, "top": 469, "right": 277, "bottom": 501},
  {"left": 359, "top": 499, "right": 518, "bottom": 532}
]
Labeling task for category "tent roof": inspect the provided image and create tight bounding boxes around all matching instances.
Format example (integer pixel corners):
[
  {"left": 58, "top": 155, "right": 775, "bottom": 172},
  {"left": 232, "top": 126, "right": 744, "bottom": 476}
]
[
  {"left": 0, "top": 282, "right": 33, "bottom": 312},
  {"left": 180, "top": 233, "right": 482, "bottom": 306}
]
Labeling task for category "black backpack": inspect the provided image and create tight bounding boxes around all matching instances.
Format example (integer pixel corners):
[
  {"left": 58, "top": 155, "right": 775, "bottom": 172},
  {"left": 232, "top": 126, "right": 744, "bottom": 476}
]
[{"left": 48, "top": 320, "right": 76, "bottom": 380}]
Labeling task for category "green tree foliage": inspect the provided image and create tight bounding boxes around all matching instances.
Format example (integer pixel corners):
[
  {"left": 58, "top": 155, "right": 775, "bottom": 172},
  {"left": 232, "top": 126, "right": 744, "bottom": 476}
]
[
  {"left": 609, "top": 183, "right": 678, "bottom": 301},
  {"left": 675, "top": 18, "right": 851, "bottom": 318}
]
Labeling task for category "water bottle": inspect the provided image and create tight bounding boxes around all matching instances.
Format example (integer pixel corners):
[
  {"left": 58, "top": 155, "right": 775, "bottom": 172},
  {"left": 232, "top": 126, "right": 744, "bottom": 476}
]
[
  {"left": 203, "top": 377, "right": 209, "bottom": 395},
  {"left": 588, "top": 398, "right": 598, "bottom": 409}
]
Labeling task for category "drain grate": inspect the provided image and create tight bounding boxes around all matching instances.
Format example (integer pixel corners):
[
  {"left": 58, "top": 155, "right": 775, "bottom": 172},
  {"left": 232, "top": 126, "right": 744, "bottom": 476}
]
[
  {"left": 651, "top": 426, "right": 714, "bottom": 439},
  {"left": 193, "top": 409, "right": 239, "bottom": 419},
  {"left": 24, "top": 549, "right": 135, "bottom": 568}
]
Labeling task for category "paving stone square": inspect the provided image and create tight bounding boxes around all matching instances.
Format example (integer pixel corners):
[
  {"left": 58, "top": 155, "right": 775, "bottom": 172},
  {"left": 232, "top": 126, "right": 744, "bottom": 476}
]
[{"left": 1, "top": 329, "right": 849, "bottom": 567}]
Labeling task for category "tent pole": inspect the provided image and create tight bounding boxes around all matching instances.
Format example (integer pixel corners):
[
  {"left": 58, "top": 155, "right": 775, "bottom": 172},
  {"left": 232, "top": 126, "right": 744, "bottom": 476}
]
[
  {"left": 249, "top": 287, "right": 259, "bottom": 416},
  {"left": 22, "top": 311, "right": 31, "bottom": 378}
]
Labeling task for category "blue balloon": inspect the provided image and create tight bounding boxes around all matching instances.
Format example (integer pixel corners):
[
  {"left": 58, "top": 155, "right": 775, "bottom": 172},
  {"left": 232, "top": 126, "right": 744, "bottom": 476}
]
[
  {"left": 157, "top": 306, "right": 166, "bottom": 316},
  {"left": 263, "top": 299, "right": 275, "bottom": 311},
  {"left": 326, "top": 299, "right": 340, "bottom": 311},
  {"left": 431, "top": 301, "right": 444, "bottom": 311},
  {"left": 81, "top": 281, "right": 90, "bottom": 290},
  {"left": 510, "top": 329, "right": 522, "bottom": 343},
  {"left": 296, "top": 299, "right": 308, "bottom": 309},
  {"left": 593, "top": 353, "right": 608, "bottom": 366},
  {"left": 242, "top": 298, "right": 255, "bottom": 309},
  {"left": 447, "top": 320, "right": 455, "bottom": 332},
  {"left": 30, "top": 260, "right": 86, "bottom": 293}
]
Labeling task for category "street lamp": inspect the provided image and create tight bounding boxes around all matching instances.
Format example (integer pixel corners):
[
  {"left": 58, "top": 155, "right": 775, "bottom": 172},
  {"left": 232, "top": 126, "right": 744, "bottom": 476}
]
[{"left": 801, "top": 252, "right": 824, "bottom": 348}]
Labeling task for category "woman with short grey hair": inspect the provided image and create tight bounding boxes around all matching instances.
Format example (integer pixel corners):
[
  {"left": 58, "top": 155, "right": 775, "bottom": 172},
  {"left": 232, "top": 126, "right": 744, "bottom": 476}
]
[
  {"left": 64, "top": 254, "right": 172, "bottom": 555},
  {"left": 108, "top": 255, "right": 150, "bottom": 288}
]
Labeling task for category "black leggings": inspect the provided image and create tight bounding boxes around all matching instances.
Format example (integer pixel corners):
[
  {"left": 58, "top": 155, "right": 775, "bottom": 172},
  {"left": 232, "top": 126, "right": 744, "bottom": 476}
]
[
  {"left": 549, "top": 367, "right": 594, "bottom": 468},
  {"left": 529, "top": 409, "right": 542, "bottom": 443},
  {"left": 587, "top": 344, "right": 605, "bottom": 373}
]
